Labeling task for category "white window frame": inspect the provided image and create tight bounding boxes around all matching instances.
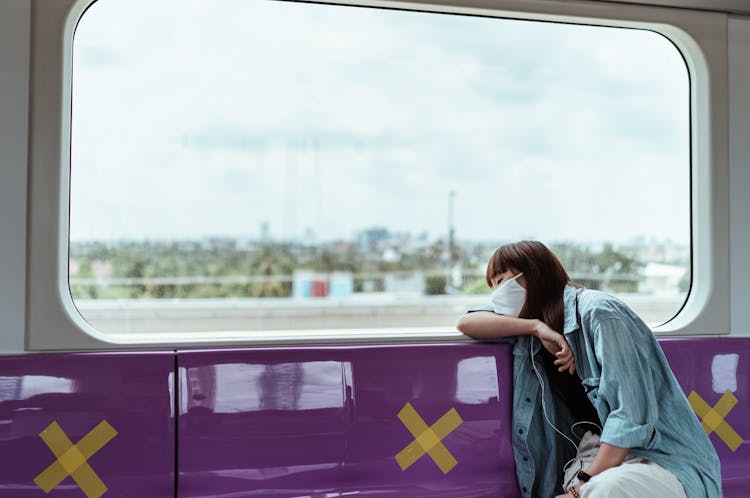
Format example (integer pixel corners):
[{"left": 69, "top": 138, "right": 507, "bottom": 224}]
[{"left": 26, "top": 0, "right": 729, "bottom": 350}]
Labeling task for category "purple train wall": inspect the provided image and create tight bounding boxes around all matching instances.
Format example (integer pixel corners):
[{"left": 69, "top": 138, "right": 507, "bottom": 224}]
[
  {"left": 0, "top": 352, "right": 174, "bottom": 497},
  {"left": 0, "top": 339, "right": 746, "bottom": 497},
  {"left": 660, "top": 339, "right": 750, "bottom": 496},
  {"left": 178, "top": 345, "right": 516, "bottom": 497}
]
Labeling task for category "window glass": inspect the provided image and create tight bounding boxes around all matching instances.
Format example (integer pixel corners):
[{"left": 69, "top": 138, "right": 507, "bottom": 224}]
[{"left": 70, "top": 0, "right": 690, "bottom": 335}]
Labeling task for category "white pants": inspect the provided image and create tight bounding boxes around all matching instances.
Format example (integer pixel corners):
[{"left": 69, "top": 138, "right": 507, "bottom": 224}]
[
  {"left": 564, "top": 432, "right": 687, "bottom": 498},
  {"left": 580, "top": 461, "right": 687, "bottom": 498}
]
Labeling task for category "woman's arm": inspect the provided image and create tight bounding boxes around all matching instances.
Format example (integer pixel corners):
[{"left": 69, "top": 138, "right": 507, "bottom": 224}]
[
  {"left": 457, "top": 312, "right": 576, "bottom": 373},
  {"left": 593, "top": 317, "right": 658, "bottom": 448},
  {"left": 557, "top": 443, "right": 630, "bottom": 497},
  {"left": 586, "top": 442, "right": 630, "bottom": 476},
  {"left": 556, "top": 443, "right": 630, "bottom": 497},
  {"left": 561, "top": 316, "right": 659, "bottom": 495},
  {"left": 456, "top": 311, "right": 540, "bottom": 339}
]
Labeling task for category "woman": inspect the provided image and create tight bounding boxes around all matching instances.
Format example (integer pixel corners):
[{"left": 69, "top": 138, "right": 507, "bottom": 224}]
[{"left": 457, "top": 241, "right": 721, "bottom": 498}]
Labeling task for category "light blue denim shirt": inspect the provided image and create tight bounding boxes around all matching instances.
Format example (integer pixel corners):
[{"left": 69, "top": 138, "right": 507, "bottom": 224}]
[{"left": 478, "top": 285, "right": 722, "bottom": 498}]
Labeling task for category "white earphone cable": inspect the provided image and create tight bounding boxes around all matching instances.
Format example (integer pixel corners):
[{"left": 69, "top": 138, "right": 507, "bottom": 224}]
[{"left": 529, "top": 335, "right": 579, "bottom": 452}]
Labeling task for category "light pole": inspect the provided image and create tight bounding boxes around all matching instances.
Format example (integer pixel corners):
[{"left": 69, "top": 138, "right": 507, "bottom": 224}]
[
  {"left": 449, "top": 190, "right": 456, "bottom": 267},
  {"left": 447, "top": 190, "right": 457, "bottom": 293}
]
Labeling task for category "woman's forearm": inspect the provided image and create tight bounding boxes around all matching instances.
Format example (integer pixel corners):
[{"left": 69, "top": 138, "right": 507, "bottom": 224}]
[
  {"left": 585, "top": 442, "right": 630, "bottom": 477},
  {"left": 456, "top": 312, "right": 541, "bottom": 339},
  {"left": 566, "top": 443, "right": 630, "bottom": 497}
]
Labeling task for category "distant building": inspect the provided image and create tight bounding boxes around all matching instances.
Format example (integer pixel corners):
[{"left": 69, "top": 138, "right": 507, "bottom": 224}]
[
  {"left": 640, "top": 262, "right": 687, "bottom": 295},
  {"left": 356, "top": 227, "right": 389, "bottom": 249},
  {"left": 69, "top": 258, "right": 80, "bottom": 276},
  {"left": 91, "top": 260, "right": 113, "bottom": 279}
]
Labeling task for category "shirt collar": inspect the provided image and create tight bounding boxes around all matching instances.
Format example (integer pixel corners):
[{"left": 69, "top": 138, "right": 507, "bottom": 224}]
[{"left": 562, "top": 284, "right": 581, "bottom": 334}]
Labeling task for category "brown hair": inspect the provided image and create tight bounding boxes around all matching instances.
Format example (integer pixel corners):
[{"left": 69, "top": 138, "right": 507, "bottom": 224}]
[{"left": 485, "top": 240, "right": 576, "bottom": 332}]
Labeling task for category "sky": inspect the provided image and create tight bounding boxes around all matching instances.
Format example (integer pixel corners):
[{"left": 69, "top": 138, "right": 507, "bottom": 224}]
[{"left": 69, "top": 0, "right": 690, "bottom": 245}]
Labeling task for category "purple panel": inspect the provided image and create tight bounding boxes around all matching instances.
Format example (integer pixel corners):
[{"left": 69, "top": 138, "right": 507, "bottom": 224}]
[
  {"left": 177, "top": 338, "right": 750, "bottom": 497},
  {"left": 338, "top": 343, "right": 518, "bottom": 498},
  {"left": 178, "top": 348, "right": 348, "bottom": 497},
  {"left": 0, "top": 351, "right": 174, "bottom": 497},
  {"left": 177, "top": 344, "right": 518, "bottom": 498},
  {"left": 660, "top": 338, "right": 750, "bottom": 497}
]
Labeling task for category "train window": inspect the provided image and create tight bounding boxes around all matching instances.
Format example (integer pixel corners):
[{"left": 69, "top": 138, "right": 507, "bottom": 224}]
[{"left": 66, "top": 0, "right": 692, "bottom": 339}]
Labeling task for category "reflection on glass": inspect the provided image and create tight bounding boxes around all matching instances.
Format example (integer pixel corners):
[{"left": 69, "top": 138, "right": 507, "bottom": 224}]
[
  {"left": 212, "top": 463, "right": 340, "bottom": 481},
  {"left": 185, "top": 361, "right": 343, "bottom": 413},
  {"left": 456, "top": 357, "right": 499, "bottom": 404},
  {"left": 0, "top": 375, "right": 75, "bottom": 401},
  {"left": 711, "top": 353, "right": 739, "bottom": 394}
]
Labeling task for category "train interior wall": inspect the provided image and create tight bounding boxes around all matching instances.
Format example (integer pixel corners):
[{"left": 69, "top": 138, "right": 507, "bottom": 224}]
[
  {"left": 2, "top": 1, "right": 750, "bottom": 497},
  {"left": 3, "top": 4, "right": 750, "bottom": 352}
]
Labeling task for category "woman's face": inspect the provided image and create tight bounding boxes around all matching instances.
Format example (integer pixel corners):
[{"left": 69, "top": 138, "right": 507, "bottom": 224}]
[{"left": 490, "top": 269, "right": 527, "bottom": 289}]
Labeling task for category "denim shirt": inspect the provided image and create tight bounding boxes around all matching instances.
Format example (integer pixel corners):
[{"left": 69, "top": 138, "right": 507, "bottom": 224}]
[{"left": 483, "top": 285, "right": 722, "bottom": 498}]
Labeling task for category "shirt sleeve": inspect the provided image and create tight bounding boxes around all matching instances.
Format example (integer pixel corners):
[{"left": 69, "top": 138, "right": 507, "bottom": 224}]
[
  {"left": 466, "top": 305, "right": 494, "bottom": 313},
  {"left": 594, "top": 316, "right": 658, "bottom": 449}
]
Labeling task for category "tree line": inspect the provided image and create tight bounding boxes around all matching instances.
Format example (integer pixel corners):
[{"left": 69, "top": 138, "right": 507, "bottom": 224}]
[{"left": 69, "top": 239, "right": 649, "bottom": 299}]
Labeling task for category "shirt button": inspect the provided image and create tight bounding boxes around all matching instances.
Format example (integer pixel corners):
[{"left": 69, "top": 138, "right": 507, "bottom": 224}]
[
  {"left": 525, "top": 397, "right": 531, "bottom": 402},
  {"left": 518, "top": 429, "right": 524, "bottom": 435},
  {"left": 523, "top": 457, "right": 529, "bottom": 462},
  {"left": 522, "top": 487, "right": 528, "bottom": 492}
]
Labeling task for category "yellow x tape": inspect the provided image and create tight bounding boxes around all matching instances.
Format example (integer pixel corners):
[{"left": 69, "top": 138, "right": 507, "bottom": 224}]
[
  {"left": 395, "top": 402, "right": 463, "bottom": 474},
  {"left": 34, "top": 420, "right": 118, "bottom": 498},
  {"left": 688, "top": 390, "right": 743, "bottom": 451}
]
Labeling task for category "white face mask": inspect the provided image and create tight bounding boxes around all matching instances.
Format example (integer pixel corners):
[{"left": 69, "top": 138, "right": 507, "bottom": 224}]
[{"left": 490, "top": 272, "right": 526, "bottom": 317}]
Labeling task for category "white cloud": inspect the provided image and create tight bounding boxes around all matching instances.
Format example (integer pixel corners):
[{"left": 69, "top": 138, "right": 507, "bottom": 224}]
[{"left": 70, "top": 0, "right": 690, "bottom": 244}]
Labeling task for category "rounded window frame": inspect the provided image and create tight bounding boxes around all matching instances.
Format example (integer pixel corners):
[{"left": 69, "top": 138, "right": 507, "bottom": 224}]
[{"left": 25, "top": 0, "right": 729, "bottom": 350}]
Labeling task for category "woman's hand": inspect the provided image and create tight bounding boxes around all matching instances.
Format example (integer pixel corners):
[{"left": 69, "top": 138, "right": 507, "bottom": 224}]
[{"left": 534, "top": 320, "right": 576, "bottom": 374}]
